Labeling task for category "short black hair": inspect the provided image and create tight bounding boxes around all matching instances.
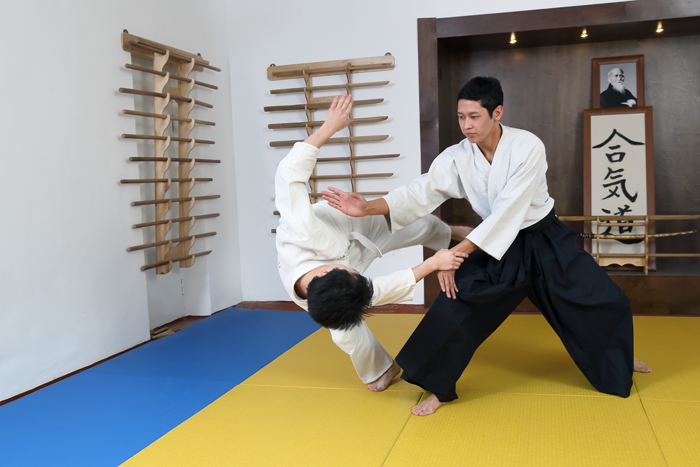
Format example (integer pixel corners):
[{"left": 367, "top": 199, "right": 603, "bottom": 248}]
[
  {"left": 456, "top": 76, "right": 504, "bottom": 117},
  {"left": 306, "top": 269, "right": 373, "bottom": 331}
]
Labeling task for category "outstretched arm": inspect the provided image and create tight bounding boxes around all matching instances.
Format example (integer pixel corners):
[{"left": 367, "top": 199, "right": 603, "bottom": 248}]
[
  {"left": 412, "top": 249, "right": 467, "bottom": 283},
  {"left": 305, "top": 94, "right": 353, "bottom": 149},
  {"left": 322, "top": 187, "right": 389, "bottom": 217}
]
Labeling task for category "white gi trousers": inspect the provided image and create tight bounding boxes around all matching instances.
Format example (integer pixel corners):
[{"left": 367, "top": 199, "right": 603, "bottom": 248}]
[{"left": 327, "top": 213, "right": 450, "bottom": 383}]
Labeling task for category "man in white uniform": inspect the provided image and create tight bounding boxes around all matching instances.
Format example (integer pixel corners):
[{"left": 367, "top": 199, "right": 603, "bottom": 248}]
[
  {"left": 276, "top": 94, "right": 467, "bottom": 392},
  {"left": 323, "top": 78, "right": 651, "bottom": 414}
]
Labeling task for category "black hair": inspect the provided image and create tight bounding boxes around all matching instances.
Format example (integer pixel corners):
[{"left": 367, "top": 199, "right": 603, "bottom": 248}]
[
  {"left": 456, "top": 76, "right": 504, "bottom": 117},
  {"left": 306, "top": 269, "right": 374, "bottom": 331}
]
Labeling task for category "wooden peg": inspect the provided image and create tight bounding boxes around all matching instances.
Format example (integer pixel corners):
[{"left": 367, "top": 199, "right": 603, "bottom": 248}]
[
  {"left": 129, "top": 157, "right": 221, "bottom": 164},
  {"left": 125, "top": 64, "right": 218, "bottom": 89},
  {"left": 270, "top": 135, "right": 387, "bottom": 147},
  {"left": 263, "top": 98, "right": 383, "bottom": 112},
  {"left": 121, "top": 134, "right": 215, "bottom": 144},
  {"left": 131, "top": 194, "right": 220, "bottom": 206},
  {"left": 270, "top": 81, "right": 390, "bottom": 94},
  {"left": 133, "top": 213, "right": 219, "bottom": 229},
  {"left": 122, "top": 109, "right": 216, "bottom": 126},
  {"left": 309, "top": 173, "right": 393, "bottom": 181},
  {"left": 127, "top": 232, "right": 217, "bottom": 252},
  {"left": 120, "top": 177, "right": 213, "bottom": 184},
  {"left": 268, "top": 116, "right": 387, "bottom": 129},
  {"left": 317, "top": 154, "right": 399, "bottom": 162}
]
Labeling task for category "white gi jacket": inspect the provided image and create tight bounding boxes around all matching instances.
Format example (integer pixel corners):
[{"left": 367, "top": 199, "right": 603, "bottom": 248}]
[
  {"left": 384, "top": 125, "right": 554, "bottom": 260},
  {"left": 275, "top": 142, "right": 451, "bottom": 383}
]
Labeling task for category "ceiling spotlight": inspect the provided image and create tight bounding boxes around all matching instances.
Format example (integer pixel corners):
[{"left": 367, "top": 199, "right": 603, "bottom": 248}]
[
  {"left": 581, "top": 28, "right": 588, "bottom": 38},
  {"left": 656, "top": 21, "right": 664, "bottom": 33},
  {"left": 510, "top": 32, "right": 517, "bottom": 44}
]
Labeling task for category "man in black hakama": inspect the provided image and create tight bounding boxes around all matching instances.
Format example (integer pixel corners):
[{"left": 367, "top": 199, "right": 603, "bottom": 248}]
[{"left": 323, "top": 77, "right": 651, "bottom": 416}]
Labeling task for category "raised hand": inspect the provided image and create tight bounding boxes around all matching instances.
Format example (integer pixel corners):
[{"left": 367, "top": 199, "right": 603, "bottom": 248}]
[
  {"left": 322, "top": 187, "right": 368, "bottom": 217},
  {"left": 304, "top": 94, "right": 353, "bottom": 149},
  {"left": 321, "top": 94, "right": 353, "bottom": 133}
]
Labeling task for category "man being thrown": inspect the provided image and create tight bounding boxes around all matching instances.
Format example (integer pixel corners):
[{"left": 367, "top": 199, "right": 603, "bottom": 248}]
[
  {"left": 275, "top": 94, "right": 468, "bottom": 392},
  {"left": 323, "top": 77, "right": 651, "bottom": 415}
]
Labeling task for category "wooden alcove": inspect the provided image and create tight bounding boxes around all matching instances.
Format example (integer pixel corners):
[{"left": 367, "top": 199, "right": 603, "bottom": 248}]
[{"left": 418, "top": 0, "right": 700, "bottom": 314}]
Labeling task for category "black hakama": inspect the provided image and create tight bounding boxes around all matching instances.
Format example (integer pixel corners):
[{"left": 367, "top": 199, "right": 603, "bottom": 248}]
[{"left": 397, "top": 209, "right": 634, "bottom": 402}]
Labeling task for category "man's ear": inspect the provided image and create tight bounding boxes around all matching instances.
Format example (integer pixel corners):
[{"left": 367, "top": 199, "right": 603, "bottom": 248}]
[{"left": 493, "top": 105, "right": 503, "bottom": 122}]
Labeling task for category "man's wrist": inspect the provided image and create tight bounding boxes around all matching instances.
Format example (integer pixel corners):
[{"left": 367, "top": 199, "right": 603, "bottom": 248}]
[
  {"left": 365, "top": 199, "right": 389, "bottom": 216},
  {"left": 452, "top": 238, "right": 478, "bottom": 255}
]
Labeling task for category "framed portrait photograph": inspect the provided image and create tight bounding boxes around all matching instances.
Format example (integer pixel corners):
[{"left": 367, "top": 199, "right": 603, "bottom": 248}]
[
  {"left": 592, "top": 55, "right": 644, "bottom": 109},
  {"left": 583, "top": 106, "right": 655, "bottom": 270}
]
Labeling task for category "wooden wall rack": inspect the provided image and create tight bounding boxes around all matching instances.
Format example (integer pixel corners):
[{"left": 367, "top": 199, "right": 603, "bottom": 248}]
[
  {"left": 558, "top": 215, "right": 700, "bottom": 274},
  {"left": 119, "top": 32, "right": 220, "bottom": 274},
  {"left": 266, "top": 55, "right": 397, "bottom": 221}
]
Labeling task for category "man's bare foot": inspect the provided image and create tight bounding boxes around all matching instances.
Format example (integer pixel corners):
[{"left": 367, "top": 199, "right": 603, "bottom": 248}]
[
  {"left": 368, "top": 360, "right": 401, "bottom": 392},
  {"left": 634, "top": 358, "right": 652, "bottom": 373},
  {"left": 411, "top": 393, "right": 447, "bottom": 416},
  {"left": 450, "top": 225, "right": 474, "bottom": 242}
]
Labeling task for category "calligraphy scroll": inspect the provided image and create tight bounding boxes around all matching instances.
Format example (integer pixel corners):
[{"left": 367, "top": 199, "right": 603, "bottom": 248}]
[{"left": 583, "top": 106, "right": 656, "bottom": 269}]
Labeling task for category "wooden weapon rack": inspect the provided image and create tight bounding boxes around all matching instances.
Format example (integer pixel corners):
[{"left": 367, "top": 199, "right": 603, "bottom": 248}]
[
  {"left": 266, "top": 55, "right": 397, "bottom": 209},
  {"left": 559, "top": 215, "right": 700, "bottom": 274},
  {"left": 119, "top": 32, "right": 220, "bottom": 274}
]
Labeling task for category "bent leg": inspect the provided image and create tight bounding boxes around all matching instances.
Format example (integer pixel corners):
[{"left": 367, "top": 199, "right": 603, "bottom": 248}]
[
  {"left": 329, "top": 320, "right": 393, "bottom": 384},
  {"left": 364, "top": 214, "right": 452, "bottom": 254},
  {"left": 397, "top": 249, "right": 530, "bottom": 402},
  {"left": 529, "top": 219, "right": 634, "bottom": 397}
]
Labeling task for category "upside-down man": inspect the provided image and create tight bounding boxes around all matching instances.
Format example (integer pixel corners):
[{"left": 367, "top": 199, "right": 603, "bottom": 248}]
[{"left": 275, "top": 94, "right": 468, "bottom": 392}]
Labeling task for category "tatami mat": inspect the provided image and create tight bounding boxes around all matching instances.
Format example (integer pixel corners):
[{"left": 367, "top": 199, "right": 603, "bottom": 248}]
[
  {"left": 121, "top": 385, "right": 422, "bottom": 467},
  {"left": 7, "top": 311, "right": 697, "bottom": 466},
  {"left": 642, "top": 400, "right": 700, "bottom": 467},
  {"left": 243, "top": 314, "right": 423, "bottom": 391},
  {"left": 123, "top": 313, "right": 700, "bottom": 466},
  {"left": 632, "top": 316, "right": 700, "bottom": 402},
  {"left": 384, "top": 392, "right": 665, "bottom": 467}
]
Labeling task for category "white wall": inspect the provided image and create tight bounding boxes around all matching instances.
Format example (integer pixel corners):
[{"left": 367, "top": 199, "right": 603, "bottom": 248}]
[
  {"left": 226, "top": 0, "right": 630, "bottom": 304},
  {"left": 0, "top": 0, "right": 241, "bottom": 401}
]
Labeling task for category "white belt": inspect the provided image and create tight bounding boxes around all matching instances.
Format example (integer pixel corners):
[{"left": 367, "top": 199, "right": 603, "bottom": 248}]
[{"left": 347, "top": 232, "right": 383, "bottom": 258}]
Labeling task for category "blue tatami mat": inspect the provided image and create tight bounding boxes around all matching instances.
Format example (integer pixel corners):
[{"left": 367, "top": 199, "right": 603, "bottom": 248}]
[{"left": 0, "top": 307, "right": 319, "bottom": 467}]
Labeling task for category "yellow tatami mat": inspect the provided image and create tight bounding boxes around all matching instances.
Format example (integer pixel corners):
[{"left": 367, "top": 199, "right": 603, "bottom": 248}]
[
  {"left": 632, "top": 316, "right": 700, "bottom": 401},
  {"left": 642, "top": 400, "right": 700, "bottom": 467},
  {"left": 384, "top": 392, "right": 665, "bottom": 467},
  {"left": 123, "top": 314, "right": 700, "bottom": 467},
  {"left": 121, "top": 385, "right": 422, "bottom": 467},
  {"left": 243, "top": 314, "right": 424, "bottom": 391}
]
